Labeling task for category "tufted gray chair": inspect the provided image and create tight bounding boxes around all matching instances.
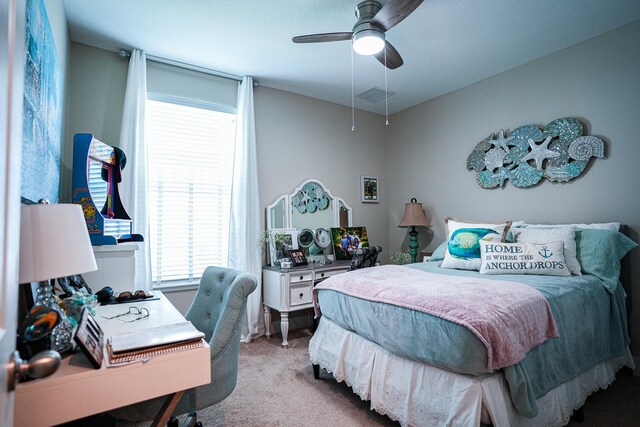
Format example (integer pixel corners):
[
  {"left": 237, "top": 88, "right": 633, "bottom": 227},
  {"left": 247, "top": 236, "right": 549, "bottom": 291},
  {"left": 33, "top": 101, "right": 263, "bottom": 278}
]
[{"left": 110, "top": 266, "right": 258, "bottom": 423}]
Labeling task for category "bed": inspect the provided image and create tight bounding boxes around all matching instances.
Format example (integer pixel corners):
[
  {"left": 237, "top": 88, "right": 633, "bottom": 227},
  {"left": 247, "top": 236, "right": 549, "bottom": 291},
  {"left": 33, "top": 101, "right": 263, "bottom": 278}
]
[{"left": 309, "top": 224, "right": 637, "bottom": 427}]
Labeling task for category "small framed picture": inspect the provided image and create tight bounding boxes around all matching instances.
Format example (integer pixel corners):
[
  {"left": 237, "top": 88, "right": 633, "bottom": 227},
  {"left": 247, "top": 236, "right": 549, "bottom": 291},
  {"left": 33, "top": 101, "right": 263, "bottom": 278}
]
[
  {"left": 73, "top": 308, "right": 104, "bottom": 369},
  {"left": 268, "top": 228, "right": 298, "bottom": 267},
  {"left": 287, "top": 249, "right": 308, "bottom": 267},
  {"left": 360, "top": 176, "right": 379, "bottom": 203}
]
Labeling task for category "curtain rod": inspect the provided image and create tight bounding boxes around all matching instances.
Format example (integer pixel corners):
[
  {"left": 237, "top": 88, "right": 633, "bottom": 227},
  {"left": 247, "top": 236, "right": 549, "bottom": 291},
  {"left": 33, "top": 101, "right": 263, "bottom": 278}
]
[{"left": 118, "top": 49, "right": 259, "bottom": 87}]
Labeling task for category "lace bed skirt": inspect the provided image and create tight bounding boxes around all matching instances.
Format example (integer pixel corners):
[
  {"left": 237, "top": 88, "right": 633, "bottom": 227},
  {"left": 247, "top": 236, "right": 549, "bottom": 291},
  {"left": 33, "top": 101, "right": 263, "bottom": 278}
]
[{"left": 309, "top": 317, "right": 633, "bottom": 427}]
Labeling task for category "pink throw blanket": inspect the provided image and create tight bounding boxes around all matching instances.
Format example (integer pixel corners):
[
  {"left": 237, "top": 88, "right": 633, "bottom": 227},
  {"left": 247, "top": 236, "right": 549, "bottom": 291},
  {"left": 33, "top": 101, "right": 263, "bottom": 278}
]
[{"left": 314, "top": 265, "right": 558, "bottom": 370}]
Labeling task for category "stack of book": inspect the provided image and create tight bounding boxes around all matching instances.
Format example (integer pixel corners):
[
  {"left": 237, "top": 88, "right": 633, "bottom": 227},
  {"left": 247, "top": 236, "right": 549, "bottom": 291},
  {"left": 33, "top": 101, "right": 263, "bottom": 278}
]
[{"left": 107, "top": 321, "right": 205, "bottom": 365}]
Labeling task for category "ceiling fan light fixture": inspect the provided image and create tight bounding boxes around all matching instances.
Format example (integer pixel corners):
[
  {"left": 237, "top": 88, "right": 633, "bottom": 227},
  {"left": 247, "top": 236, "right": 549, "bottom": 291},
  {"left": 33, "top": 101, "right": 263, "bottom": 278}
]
[{"left": 352, "top": 28, "right": 385, "bottom": 55}]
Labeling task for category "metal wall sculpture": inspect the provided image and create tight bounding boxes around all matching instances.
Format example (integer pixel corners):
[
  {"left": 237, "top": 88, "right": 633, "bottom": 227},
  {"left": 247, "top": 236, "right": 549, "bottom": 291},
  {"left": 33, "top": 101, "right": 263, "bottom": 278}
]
[{"left": 467, "top": 118, "right": 605, "bottom": 188}]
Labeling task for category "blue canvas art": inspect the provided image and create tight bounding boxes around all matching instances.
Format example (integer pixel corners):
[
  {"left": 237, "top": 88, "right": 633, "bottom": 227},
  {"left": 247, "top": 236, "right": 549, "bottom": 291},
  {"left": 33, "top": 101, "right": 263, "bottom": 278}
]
[{"left": 21, "top": 0, "right": 62, "bottom": 203}]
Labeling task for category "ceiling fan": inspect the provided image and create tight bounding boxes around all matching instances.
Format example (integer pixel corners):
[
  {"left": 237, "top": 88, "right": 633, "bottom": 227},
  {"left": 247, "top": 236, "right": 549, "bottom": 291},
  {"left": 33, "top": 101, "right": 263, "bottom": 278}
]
[{"left": 292, "top": 0, "right": 423, "bottom": 70}]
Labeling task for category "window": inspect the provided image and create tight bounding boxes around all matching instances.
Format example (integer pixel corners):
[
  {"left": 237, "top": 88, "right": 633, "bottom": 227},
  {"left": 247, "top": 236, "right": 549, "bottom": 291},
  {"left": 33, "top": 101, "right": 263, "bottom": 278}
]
[{"left": 146, "top": 96, "right": 236, "bottom": 286}]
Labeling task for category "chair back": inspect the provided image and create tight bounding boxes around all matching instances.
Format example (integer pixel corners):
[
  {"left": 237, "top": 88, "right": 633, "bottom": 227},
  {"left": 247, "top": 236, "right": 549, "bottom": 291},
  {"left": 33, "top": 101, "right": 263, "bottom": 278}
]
[{"left": 110, "top": 266, "right": 257, "bottom": 421}]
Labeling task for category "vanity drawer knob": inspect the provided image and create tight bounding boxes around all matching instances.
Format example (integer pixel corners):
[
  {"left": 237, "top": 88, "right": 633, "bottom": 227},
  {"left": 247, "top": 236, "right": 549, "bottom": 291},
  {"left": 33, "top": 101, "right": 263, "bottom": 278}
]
[
  {"left": 299, "top": 293, "right": 304, "bottom": 298},
  {"left": 320, "top": 273, "right": 325, "bottom": 277},
  {"left": 299, "top": 276, "right": 304, "bottom": 280}
]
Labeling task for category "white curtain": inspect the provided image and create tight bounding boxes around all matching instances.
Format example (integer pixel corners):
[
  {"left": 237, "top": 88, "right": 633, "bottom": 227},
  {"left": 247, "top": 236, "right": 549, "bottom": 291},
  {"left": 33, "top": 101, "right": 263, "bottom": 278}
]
[
  {"left": 229, "top": 76, "right": 263, "bottom": 342},
  {"left": 119, "top": 49, "right": 152, "bottom": 292}
]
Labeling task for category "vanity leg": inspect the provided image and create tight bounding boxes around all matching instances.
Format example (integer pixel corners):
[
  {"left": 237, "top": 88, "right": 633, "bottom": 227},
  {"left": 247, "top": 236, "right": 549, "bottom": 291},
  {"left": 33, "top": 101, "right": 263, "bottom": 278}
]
[
  {"left": 281, "top": 312, "right": 289, "bottom": 347},
  {"left": 313, "top": 363, "right": 320, "bottom": 379},
  {"left": 264, "top": 305, "right": 271, "bottom": 338}
]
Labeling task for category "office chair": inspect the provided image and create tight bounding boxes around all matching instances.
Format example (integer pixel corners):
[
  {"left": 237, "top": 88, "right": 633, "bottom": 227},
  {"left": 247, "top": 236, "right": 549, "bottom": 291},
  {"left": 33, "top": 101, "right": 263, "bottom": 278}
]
[{"left": 110, "top": 266, "right": 258, "bottom": 425}]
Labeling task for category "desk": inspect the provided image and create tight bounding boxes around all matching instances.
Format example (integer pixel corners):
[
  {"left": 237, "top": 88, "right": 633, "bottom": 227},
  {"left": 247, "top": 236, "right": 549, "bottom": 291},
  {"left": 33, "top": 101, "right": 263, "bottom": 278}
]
[{"left": 14, "top": 292, "right": 210, "bottom": 427}]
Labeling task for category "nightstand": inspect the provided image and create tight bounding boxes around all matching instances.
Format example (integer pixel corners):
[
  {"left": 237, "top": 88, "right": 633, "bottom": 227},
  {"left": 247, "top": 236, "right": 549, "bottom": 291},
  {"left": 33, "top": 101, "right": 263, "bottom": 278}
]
[{"left": 262, "top": 262, "right": 350, "bottom": 346}]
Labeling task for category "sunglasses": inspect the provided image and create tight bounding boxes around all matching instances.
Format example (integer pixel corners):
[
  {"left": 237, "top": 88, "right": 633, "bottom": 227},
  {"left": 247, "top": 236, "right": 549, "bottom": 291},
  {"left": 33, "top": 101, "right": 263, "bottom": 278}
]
[{"left": 116, "top": 290, "right": 152, "bottom": 303}]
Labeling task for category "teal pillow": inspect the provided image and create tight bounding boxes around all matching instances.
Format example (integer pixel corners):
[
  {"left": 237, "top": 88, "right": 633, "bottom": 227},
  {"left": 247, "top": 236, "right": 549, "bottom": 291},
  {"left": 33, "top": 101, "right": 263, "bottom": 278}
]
[
  {"left": 575, "top": 229, "right": 637, "bottom": 293},
  {"left": 430, "top": 240, "right": 447, "bottom": 261}
]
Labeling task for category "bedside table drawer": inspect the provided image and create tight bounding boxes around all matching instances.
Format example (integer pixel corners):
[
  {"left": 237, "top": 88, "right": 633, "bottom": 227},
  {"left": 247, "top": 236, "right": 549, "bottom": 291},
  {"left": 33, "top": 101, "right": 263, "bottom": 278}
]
[
  {"left": 290, "top": 272, "right": 313, "bottom": 284},
  {"left": 290, "top": 285, "right": 312, "bottom": 306}
]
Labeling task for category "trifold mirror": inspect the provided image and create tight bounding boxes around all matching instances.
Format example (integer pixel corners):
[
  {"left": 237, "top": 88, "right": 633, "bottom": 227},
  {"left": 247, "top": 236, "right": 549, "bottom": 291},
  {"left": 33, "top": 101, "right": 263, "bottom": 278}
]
[{"left": 266, "top": 179, "right": 352, "bottom": 264}]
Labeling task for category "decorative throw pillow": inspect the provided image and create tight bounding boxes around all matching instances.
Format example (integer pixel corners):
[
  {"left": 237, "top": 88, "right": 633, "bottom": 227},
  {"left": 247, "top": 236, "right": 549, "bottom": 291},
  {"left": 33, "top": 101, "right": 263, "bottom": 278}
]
[
  {"left": 430, "top": 240, "right": 447, "bottom": 261},
  {"left": 575, "top": 229, "right": 638, "bottom": 293},
  {"left": 512, "top": 226, "right": 581, "bottom": 276},
  {"left": 441, "top": 218, "right": 512, "bottom": 271},
  {"left": 479, "top": 240, "right": 571, "bottom": 276},
  {"left": 525, "top": 222, "right": 620, "bottom": 232}
]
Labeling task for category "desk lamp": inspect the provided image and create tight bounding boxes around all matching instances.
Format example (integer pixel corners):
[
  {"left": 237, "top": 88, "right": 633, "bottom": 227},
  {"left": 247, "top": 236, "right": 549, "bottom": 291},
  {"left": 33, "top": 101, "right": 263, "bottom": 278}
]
[
  {"left": 19, "top": 201, "right": 97, "bottom": 353},
  {"left": 398, "top": 198, "right": 429, "bottom": 263}
]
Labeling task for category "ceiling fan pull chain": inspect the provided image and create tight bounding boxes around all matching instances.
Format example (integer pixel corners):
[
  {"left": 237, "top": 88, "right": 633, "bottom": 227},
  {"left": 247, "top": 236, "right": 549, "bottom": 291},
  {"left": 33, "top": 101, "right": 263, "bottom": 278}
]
[
  {"left": 384, "top": 47, "right": 389, "bottom": 126},
  {"left": 351, "top": 45, "right": 356, "bottom": 131}
]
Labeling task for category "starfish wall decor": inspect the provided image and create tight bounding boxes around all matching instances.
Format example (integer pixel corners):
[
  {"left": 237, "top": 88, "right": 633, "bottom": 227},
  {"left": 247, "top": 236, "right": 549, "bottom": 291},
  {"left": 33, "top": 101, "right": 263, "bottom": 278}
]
[{"left": 466, "top": 118, "right": 605, "bottom": 188}]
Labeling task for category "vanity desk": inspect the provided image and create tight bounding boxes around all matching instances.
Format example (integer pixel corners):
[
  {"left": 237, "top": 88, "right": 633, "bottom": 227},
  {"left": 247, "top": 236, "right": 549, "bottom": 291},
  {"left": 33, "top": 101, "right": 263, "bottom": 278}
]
[
  {"left": 264, "top": 179, "right": 355, "bottom": 346},
  {"left": 263, "top": 261, "right": 351, "bottom": 346}
]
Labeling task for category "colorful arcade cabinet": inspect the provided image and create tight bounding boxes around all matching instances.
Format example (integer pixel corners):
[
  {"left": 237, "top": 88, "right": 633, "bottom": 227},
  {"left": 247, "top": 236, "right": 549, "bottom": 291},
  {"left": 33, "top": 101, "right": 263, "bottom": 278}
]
[{"left": 71, "top": 133, "right": 143, "bottom": 245}]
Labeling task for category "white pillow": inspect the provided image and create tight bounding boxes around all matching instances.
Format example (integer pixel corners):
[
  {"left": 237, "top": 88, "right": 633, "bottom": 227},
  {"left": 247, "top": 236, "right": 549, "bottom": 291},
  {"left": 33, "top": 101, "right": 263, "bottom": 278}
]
[
  {"left": 479, "top": 240, "right": 571, "bottom": 277},
  {"left": 512, "top": 226, "right": 581, "bottom": 276},
  {"left": 441, "top": 218, "right": 512, "bottom": 271},
  {"left": 525, "top": 222, "right": 620, "bottom": 232}
]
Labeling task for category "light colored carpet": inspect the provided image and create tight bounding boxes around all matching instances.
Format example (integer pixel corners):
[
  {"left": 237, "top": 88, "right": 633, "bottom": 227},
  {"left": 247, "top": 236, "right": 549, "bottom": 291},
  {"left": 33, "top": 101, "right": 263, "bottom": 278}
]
[
  {"left": 120, "top": 329, "right": 396, "bottom": 427},
  {"left": 119, "top": 329, "right": 640, "bottom": 427}
]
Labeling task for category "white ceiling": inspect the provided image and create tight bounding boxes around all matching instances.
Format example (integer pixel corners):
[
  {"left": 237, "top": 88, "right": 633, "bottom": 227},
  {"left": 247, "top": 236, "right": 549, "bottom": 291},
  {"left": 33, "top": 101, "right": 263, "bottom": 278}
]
[{"left": 63, "top": 0, "right": 640, "bottom": 115}]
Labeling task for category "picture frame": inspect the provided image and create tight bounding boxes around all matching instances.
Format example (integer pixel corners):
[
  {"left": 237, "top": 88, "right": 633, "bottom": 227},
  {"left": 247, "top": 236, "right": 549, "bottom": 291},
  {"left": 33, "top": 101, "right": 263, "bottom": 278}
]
[
  {"left": 22, "top": 0, "right": 63, "bottom": 204},
  {"left": 330, "top": 226, "right": 369, "bottom": 261},
  {"left": 267, "top": 228, "right": 298, "bottom": 267},
  {"left": 287, "top": 249, "right": 308, "bottom": 267},
  {"left": 73, "top": 308, "right": 104, "bottom": 369},
  {"left": 360, "top": 176, "right": 379, "bottom": 203}
]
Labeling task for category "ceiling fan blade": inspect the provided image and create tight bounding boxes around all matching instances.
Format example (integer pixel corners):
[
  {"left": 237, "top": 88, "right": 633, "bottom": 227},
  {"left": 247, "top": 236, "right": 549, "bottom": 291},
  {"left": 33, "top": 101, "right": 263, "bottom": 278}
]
[
  {"left": 375, "top": 41, "right": 404, "bottom": 69},
  {"left": 371, "top": 0, "right": 424, "bottom": 32},
  {"left": 292, "top": 32, "right": 353, "bottom": 43}
]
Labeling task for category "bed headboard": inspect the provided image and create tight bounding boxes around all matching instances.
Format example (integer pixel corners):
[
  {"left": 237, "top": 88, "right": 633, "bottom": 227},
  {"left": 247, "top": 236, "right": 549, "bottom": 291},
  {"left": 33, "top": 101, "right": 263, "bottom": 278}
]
[{"left": 620, "top": 224, "right": 632, "bottom": 314}]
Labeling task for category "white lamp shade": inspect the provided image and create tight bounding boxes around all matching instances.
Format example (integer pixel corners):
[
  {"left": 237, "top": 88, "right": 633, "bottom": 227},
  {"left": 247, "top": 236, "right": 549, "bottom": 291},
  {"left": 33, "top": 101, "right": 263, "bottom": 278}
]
[{"left": 19, "top": 203, "right": 98, "bottom": 283}]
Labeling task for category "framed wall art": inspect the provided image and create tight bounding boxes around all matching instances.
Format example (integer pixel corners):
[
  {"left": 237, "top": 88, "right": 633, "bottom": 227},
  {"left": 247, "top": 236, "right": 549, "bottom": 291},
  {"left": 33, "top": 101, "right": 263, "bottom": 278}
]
[
  {"left": 360, "top": 176, "right": 379, "bottom": 203},
  {"left": 21, "top": 0, "right": 63, "bottom": 203}
]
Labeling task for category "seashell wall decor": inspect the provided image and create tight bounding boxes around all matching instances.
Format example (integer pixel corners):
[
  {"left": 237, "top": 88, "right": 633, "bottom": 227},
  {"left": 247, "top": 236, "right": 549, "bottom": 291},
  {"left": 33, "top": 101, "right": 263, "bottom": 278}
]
[{"left": 466, "top": 118, "right": 605, "bottom": 188}]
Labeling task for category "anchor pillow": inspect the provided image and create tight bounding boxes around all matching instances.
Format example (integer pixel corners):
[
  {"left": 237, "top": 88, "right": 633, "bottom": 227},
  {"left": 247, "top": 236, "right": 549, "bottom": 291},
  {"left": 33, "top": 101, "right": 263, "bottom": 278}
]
[
  {"left": 441, "top": 218, "right": 512, "bottom": 271},
  {"left": 479, "top": 240, "right": 570, "bottom": 277},
  {"left": 512, "top": 226, "right": 581, "bottom": 275}
]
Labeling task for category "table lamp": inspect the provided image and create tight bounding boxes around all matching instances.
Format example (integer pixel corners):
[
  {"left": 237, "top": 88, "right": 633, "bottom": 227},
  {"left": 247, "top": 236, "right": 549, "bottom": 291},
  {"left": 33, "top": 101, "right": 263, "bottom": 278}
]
[
  {"left": 398, "top": 198, "right": 429, "bottom": 263},
  {"left": 19, "top": 201, "right": 98, "bottom": 354}
]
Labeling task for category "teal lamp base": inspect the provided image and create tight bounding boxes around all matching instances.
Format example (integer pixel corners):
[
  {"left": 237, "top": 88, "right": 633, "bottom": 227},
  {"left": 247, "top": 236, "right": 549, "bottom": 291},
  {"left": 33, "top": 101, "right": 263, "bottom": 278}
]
[{"left": 408, "top": 227, "right": 419, "bottom": 263}]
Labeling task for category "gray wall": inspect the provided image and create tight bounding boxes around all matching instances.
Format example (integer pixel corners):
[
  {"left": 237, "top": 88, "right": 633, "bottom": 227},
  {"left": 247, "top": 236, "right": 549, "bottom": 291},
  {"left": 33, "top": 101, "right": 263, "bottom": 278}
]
[
  {"left": 255, "top": 87, "right": 389, "bottom": 255},
  {"left": 387, "top": 20, "right": 640, "bottom": 353},
  {"left": 65, "top": 43, "right": 389, "bottom": 315}
]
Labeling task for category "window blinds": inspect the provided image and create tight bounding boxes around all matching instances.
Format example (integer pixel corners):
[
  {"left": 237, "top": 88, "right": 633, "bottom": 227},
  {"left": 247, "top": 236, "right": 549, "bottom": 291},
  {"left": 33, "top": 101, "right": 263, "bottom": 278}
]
[{"left": 146, "top": 98, "right": 236, "bottom": 286}]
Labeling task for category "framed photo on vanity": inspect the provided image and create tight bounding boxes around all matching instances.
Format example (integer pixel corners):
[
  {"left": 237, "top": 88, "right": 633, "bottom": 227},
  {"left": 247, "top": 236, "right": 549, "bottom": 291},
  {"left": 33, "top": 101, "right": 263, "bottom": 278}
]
[
  {"left": 287, "top": 249, "right": 308, "bottom": 267},
  {"left": 360, "top": 176, "right": 379, "bottom": 203}
]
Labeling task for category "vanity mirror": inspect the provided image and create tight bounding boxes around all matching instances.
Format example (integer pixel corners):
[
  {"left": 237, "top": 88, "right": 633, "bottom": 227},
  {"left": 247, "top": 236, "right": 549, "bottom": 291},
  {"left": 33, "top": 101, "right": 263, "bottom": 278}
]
[
  {"left": 266, "top": 179, "right": 352, "bottom": 262},
  {"left": 267, "top": 179, "right": 352, "bottom": 230}
]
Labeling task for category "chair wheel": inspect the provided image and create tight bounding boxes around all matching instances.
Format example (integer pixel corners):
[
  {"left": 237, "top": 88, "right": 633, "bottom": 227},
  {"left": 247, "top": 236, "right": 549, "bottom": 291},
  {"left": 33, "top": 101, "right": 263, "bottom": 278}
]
[
  {"left": 195, "top": 422, "right": 203, "bottom": 427},
  {"left": 168, "top": 417, "right": 179, "bottom": 427}
]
